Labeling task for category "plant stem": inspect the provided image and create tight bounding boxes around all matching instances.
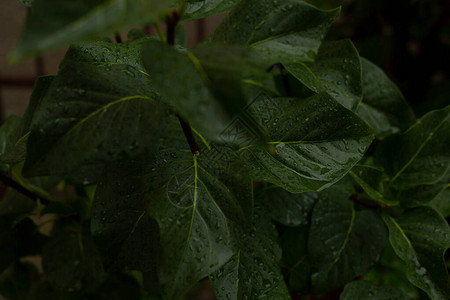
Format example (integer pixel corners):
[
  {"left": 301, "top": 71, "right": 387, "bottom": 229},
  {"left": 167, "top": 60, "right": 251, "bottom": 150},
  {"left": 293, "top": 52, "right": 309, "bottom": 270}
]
[
  {"left": 166, "top": 9, "right": 202, "bottom": 155},
  {"left": 0, "top": 173, "right": 50, "bottom": 205}
]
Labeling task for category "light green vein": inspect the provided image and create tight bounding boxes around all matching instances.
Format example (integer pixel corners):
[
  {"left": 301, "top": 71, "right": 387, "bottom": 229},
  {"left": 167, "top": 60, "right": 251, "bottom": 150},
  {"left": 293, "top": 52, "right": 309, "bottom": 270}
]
[{"left": 332, "top": 202, "right": 355, "bottom": 265}]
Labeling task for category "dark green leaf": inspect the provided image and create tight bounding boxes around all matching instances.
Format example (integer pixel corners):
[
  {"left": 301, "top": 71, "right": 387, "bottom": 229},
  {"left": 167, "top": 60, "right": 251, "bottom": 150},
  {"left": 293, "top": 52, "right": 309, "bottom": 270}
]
[
  {"left": 24, "top": 61, "right": 170, "bottom": 177},
  {"left": 285, "top": 39, "right": 362, "bottom": 110},
  {"left": 209, "top": 0, "right": 340, "bottom": 63},
  {"left": 92, "top": 168, "right": 160, "bottom": 272},
  {"left": 382, "top": 207, "right": 450, "bottom": 299},
  {"left": 363, "top": 243, "right": 420, "bottom": 300},
  {"left": 0, "top": 115, "right": 23, "bottom": 161},
  {"left": 93, "top": 126, "right": 253, "bottom": 299},
  {"left": 142, "top": 40, "right": 265, "bottom": 142},
  {"left": 42, "top": 220, "right": 104, "bottom": 290},
  {"left": 256, "top": 185, "right": 317, "bottom": 226},
  {"left": 241, "top": 93, "right": 374, "bottom": 193},
  {"left": 340, "top": 280, "right": 407, "bottom": 300},
  {"left": 350, "top": 165, "right": 397, "bottom": 206},
  {"left": 60, "top": 35, "right": 159, "bottom": 71},
  {"left": 9, "top": 0, "right": 176, "bottom": 62},
  {"left": 356, "top": 58, "right": 416, "bottom": 139},
  {"left": 375, "top": 105, "right": 450, "bottom": 205},
  {"left": 429, "top": 188, "right": 450, "bottom": 218},
  {"left": 0, "top": 216, "right": 17, "bottom": 273},
  {"left": 309, "top": 183, "right": 388, "bottom": 293},
  {"left": 210, "top": 209, "right": 291, "bottom": 300},
  {"left": 0, "top": 262, "right": 36, "bottom": 300},
  {"left": 183, "top": 0, "right": 240, "bottom": 20},
  {"left": 280, "top": 226, "right": 310, "bottom": 293}
]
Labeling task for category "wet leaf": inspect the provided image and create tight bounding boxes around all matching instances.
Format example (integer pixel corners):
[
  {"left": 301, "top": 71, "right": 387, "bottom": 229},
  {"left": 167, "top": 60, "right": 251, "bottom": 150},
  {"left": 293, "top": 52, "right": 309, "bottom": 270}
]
[
  {"left": 350, "top": 165, "right": 397, "bottom": 206},
  {"left": 376, "top": 105, "right": 450, "bottom": 206},
  {"left": 309, "top": 183, "right": 388, "bottom": 293},
  {"left": 241, "top": 93, "right": 374, "bottom": 193},
  {"left": 24, "top": 61, "right": 170, "bottom": 177},
  {"left": 285, "top": 39, "right": 362, "bottom": 110},
  {"left": 356, "top": 58, "right": 416, "bottom": 139},
  {"left": 183, "top": 0, "right": 240, "bottom": 20},
  {"left": 142, "top": 40, "right": 266, "bottom": 142},
  {"left": 209, "top": 0, "right": 340, "bottom": 63},
  {"left": 93, "top": 125, "right": 252, "bottom": 299},
  {"left": 382, "top": 207, "right": 450, "bottom": 299},
  {"left": 210, "top": 207, "right": 290, "bottom": 300}
]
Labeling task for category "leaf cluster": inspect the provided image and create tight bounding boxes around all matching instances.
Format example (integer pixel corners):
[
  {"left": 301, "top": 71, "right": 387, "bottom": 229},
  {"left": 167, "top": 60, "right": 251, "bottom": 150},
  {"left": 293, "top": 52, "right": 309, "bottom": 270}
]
[{"left": 1, "top": 0, "right": 449, "bottom": 299}]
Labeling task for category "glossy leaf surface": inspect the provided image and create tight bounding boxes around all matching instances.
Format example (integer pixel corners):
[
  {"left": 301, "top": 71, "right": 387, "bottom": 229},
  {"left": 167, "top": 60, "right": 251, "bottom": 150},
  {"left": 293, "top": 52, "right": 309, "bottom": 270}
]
[
  {"left": 24, "top": 61, "right": 170, "bottom": 177},
  {"left": 376, "top": 105, "right": 450, "bottom": 204},
  {"left": 183, "top": 0, "right": 240, "bottom": 20},
  {"left": 285, "top": 39, "right": 362, "bottom": 110},
  {"left": 210, "top": 208, "right": 290, "bottom": 300},
  {"left": 93, "top": 127, "right": 252, "bottom": 299},
  {"left": 142, "top": 40, "right": 265, "bottom": 142},
  {"left": 209, "top": 0, "right": 340, "bottom": 63},
  {"left": 308, "top": 183, "right": 388, "bottom": 293},
  {"left": 382, "top": 207, "right": 450, "bottom": 299},
  {"left": 356, "top": 58, "right": 416, "bottom": 139},
  {"left": 242, "top": 93, "right": 374, "bottom": 193}
]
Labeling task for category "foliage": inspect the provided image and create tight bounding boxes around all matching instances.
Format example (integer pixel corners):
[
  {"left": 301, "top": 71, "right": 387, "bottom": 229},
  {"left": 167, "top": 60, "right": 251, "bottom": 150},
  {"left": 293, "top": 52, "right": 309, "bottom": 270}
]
[{"left": 1, "top": 0, "right": 449, "bottom": 299}]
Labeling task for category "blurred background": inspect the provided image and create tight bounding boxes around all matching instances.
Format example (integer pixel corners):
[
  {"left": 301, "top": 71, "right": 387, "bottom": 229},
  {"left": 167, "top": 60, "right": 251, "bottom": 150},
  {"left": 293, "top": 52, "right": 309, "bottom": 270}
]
[{"left": 1, "top": 0, "right": 449, "bottom": 123}]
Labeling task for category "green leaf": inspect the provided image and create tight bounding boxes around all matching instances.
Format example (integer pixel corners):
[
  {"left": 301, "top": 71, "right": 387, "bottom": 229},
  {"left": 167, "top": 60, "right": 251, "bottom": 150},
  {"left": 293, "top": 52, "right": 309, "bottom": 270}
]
[
  {"left": 0, "top": 116, "right": 23, "bottom": 160},
  {"left": 382, "top": 207, "right": 450, "bottom": 299},
  {"left": 350, "top": 165, "right": 398, "bottom": 206},
  {"left": 9, "top": 0, "right": 176, "bottom": 62},
  {"left": 142, "top": 40, "right": 265, "bottom": 142},
  {"left": 340, "top": 280, "right": 408, "bottom": 300},
  {"left": 375, "top": 105, "right": 450, "bottom": 205},
  {"left": 183, "top": 0, "right": 240, "bottom": 20},
  {"left": 209, "top": 0, "right": 340, "bottom": 63},
  {"left": 429, "top": 187, "right": 450, "bottom": 218},
  {"left": 42, "top": 220, "right": 104, "bottom": 290},
  {"left": 23, "top": 61, "right": 170, "bottom": 177},
  {"left": 241, "top": 93, "right": 374, "bottom": 193},
  {"left": 91, "top": 164, "right": 160, "bottom": 272},
  {"left": 285, "top": 39, "right": 363, "bottom": 110},
  {"left": 356, "top": 58, "right": 416, "bottom": 139},
  {"left": 363, "top": 243, "right": 420, "bottom": 300},
  {"left": 93, "top": 126, "right": 253, "bottom": 299},
  {"left": 60, "top": 35, "right": 159, "bottom": 71},
  {"left": 0, "top": 262, "right": 36, "bottom": 300},
  {"left": 280, "top": 226, "right": 310, "bottom": 294},
  {"left": 210, "top": 208, "right": 291, "bottom": 300},
  {"left": 309, "top": 183, "right": 388, "bottom": 293},
  {"left": 256, "top": 185, "right": 317, "bottom": 226}
]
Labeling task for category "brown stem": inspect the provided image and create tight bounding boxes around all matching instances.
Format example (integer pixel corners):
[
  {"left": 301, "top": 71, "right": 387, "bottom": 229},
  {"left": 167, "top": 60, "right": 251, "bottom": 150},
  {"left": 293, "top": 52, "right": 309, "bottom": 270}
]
[
  {"left": 178, "top": 116, "right": 201, "bottom": 155},
  {"left": 0, "top": 173, "right": 51, "bottom": 205},
  {"left": 349, "top": 194, "right": 383, "bottom": 209},
  {"left": 166, "top": 10, "right": 202, "bottom": 155}
]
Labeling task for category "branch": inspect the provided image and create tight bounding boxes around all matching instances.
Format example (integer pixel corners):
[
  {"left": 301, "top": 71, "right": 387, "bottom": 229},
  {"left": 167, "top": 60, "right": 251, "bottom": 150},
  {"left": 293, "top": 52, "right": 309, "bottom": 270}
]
[
  {"left": 0, "top": 173, "right": 51, "bottom": 205},
  {"left": 349, "top": 194, "right": 384, "bottom": 209},
  {"left": 166, "top": 9, "right": 202, "bottom": 155}
]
